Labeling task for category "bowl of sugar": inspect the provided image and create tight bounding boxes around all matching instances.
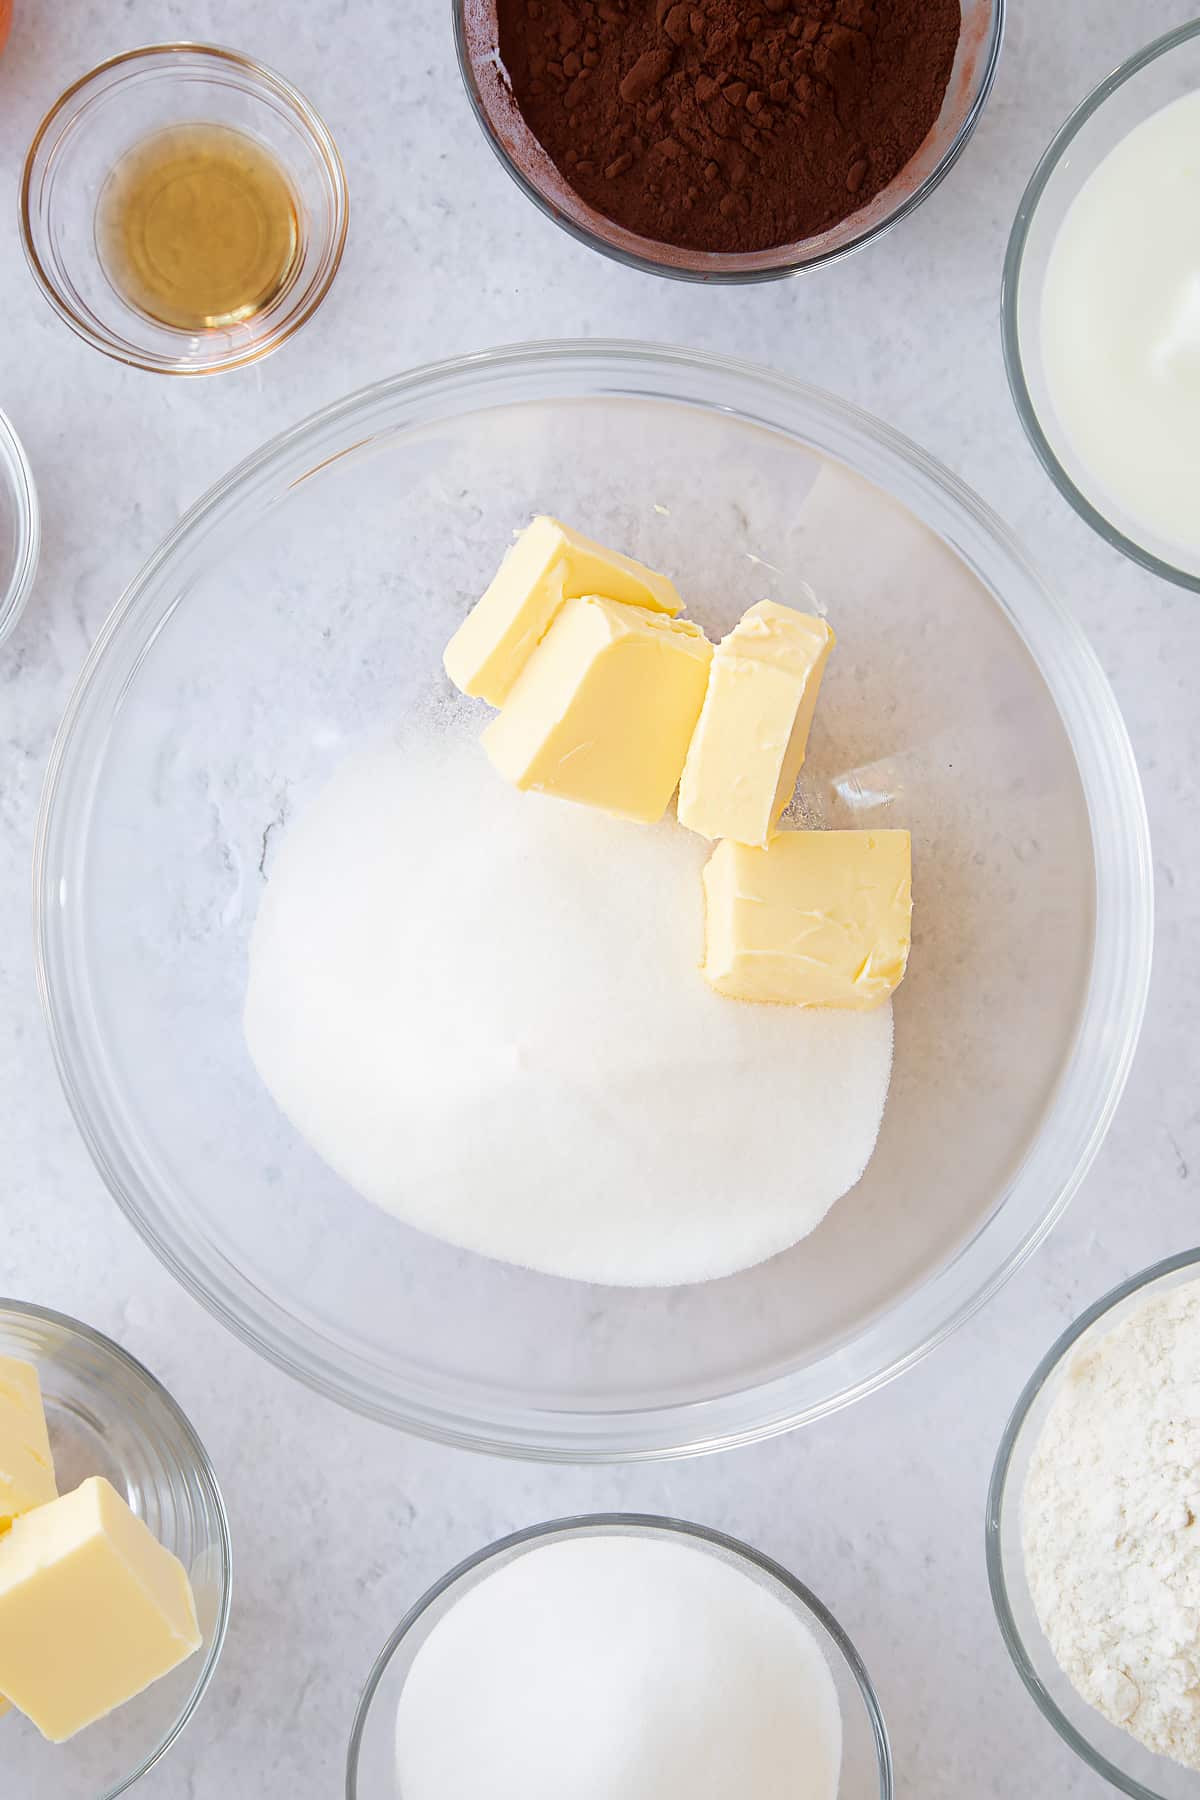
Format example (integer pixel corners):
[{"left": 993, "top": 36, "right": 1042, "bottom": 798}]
[
  {"left": 34, "top": 341, "right": 1152, "bottom": 1459},
  {"left": 347, "top": 1515, "right": 891, "bottom": 1799},
  {"left": 1004, "top": 20, "right": 1200, "bottom": 589}
]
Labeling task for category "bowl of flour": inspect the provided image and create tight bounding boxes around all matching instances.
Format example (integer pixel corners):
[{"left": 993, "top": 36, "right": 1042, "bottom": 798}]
[{"left": 988, "top": 1249, "right": 1200, "bottom": 1798}]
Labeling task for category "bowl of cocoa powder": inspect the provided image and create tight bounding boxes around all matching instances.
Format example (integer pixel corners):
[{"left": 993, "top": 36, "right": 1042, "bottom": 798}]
[{"left": 456, "top": 0, "right": 1002, "bottom": 280}]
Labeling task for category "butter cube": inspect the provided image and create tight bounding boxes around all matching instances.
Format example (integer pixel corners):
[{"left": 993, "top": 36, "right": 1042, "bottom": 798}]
[
  {"left": 0, "top": 1356, "right": 57, "bottom": 1533},
  {"left": 702, "top": 830, "right": 912, "bottom": 1008},
  {"left": 483, "top": 595, "right": 713, "bottom": 823},
  {"left": 678, "top": 601, "right": 835, "bottom": 847},
  {"left": 0, "top": 1475, "right": 202, "bottom": 1742},
  {"left": 0, "top": 1357, "right": 57, "bottom": 1724},
  {"left": 444, "top": 516, "right": 684, "bottom": 706}
]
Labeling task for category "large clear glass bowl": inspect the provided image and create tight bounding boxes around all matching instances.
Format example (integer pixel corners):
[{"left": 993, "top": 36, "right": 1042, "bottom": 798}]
[
  {"left": 987, "top": 1250, "right": 1200, "bottom": 1799},
  {"left": 34, "top": 342, "right": 1152, "bottom": 1461},
  {"left": 348, "top": 1515, "right": 892, "bottom": 1799},
  {"left": 1002, "top": 21, "right": 1200, "bottom": 589}
]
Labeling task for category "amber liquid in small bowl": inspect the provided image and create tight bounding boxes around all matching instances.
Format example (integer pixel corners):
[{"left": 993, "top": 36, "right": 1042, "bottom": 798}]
[{"left": 97, "top": 122, "right": 300, "bottom": 332}]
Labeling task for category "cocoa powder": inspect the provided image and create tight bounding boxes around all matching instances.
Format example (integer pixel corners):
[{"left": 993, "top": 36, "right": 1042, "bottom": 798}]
[{"left": 494, "top": 0, "right": 962, "bottom": 254}]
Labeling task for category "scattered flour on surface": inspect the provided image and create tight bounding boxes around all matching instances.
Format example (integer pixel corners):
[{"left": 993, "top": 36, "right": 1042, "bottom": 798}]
[
  {"left": 1022, "top": 1277, "right": 1200, "bottom": 1770},
  {"left": 394, "top": 1534, "right": 842, "bottom": 1800},
  {"left": 243, "top": 728, "right": 893, "bottom": 1287}
]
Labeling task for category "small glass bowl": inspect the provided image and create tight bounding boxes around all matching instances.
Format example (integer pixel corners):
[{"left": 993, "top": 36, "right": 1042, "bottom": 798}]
[
  {"left": 348, "top": 1514, "right": 892, "bottom": 1798},
  {"left": 987, "top": 1249, "right": 1200, "bottom": 1799},
  {"left": 0, "top": 407, "right": 39, "bottom": 645},
  {"left": 1003, "top": 21, "right": 1200, "bottom": 590},
  {"left": 0, "top": 1298, "right": 232, "bottom": 1798},
  {"left": 20, "top": 43, "right": 348, "bottom": 376},
  {"left": 454, "top": 0, "right": 1003, "bottom": 282}
]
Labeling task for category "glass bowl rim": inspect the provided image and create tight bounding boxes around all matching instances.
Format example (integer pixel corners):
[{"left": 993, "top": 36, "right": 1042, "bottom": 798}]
[
  {"left": 0, "top": 406, "right": 40, "bottom": 645},
  {"left": 985, "top": 1246, "right": 1200, "bottom": 1799},
  {"left": 18, "top": 40, "right": 350, "bottom": 378},
  {"left": 0, "top": 1294, "right": 233, "bottom": 1798},
  {"left": 1001, "top": 18, "right": 1200, "bottom": 592},
  {"left": 33, "top": 337, "right": 1154, "bottom": 1461},
  {"left": 451, "top": 0, "right": 1005, "bottom": 284},
  {"left": 346, "top": 1510, "right": 894, "bottom": 1799}
]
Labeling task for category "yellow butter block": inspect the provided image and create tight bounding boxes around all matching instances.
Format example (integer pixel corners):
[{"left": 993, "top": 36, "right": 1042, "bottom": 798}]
[
  {"left": 483, "top": 595, "right": 712, "bottom": 824},
  {"left": 678, "top": 601, "right": 835, "bottom": 847},
  {"left": 444, "top": 516, "right": 684, "bottom": 706},
  {"left": 702, "top": 829, "right": 912, "bottom": 1008},
  {"left": 0, "top": 1351, "right": 55, "bottom": 1724},
  {"left": 0, "top": 1475, "right": 202, "bottom": 1742},
  {"left": 0, "top": 1355, "right": 57, "bottom": 1534}
]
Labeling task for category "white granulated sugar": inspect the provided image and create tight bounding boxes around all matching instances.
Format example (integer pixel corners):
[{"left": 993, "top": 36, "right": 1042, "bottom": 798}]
[
  {"left": 1022, "top": 1277, "right": 1200, "bottom": 1770},
  {"left": 394, "top": 1535, "right": 842, "bottom": 1800},
  {"left": 244, "top": 728, "right": 893, "bottom": 1286}
]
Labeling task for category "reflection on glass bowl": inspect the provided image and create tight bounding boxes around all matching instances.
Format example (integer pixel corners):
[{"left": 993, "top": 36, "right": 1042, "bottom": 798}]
[{"left": 0, "top": 406, "right": 39, "bottom": 645}]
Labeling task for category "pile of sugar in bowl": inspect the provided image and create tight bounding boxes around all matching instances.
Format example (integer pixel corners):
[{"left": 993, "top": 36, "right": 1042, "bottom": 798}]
[
  {"left": 244, "top": 725, "right": 894, "bottom": 1286},
  {"left": 395, "top": 1533, "right": 842, "bottom": 1799}
]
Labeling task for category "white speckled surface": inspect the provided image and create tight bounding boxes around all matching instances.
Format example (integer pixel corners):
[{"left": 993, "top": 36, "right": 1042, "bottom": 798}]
[{"left": 0, "top": 3, "right": 1195, "bottom": 1794}]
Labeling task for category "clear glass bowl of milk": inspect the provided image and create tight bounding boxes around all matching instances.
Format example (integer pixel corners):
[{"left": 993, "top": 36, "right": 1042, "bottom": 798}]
[{"left": 1004, "top": 20, "right": 1200, "bottom": 590}]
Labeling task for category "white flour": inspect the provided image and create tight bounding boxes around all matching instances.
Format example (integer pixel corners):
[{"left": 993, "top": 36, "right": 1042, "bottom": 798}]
[
  {"left": 1022, "top": 1277, "right": 1200, "bottom": 1770},
  {"left": 394, "top": 1534, "right": 842, "bottom": 1800},
  {"left": 243, "top": 726, "right": 893, "bottom": 1287}
]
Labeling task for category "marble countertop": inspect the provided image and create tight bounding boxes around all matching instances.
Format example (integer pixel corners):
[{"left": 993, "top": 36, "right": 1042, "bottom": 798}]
[{"left": 2, "top": 2, "right": 1197, "bottom": 1794}]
